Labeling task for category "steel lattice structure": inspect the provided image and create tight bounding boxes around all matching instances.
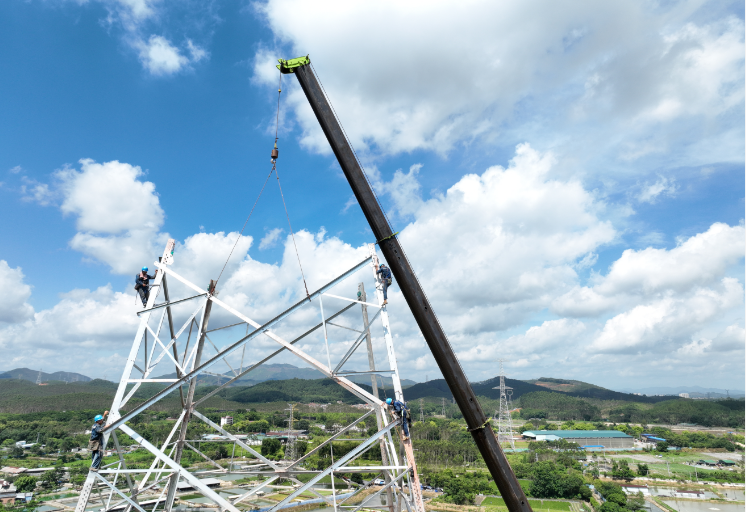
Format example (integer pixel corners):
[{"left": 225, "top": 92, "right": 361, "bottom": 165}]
[
  {"left": 75, "top": 240, "right": 424, "bottom": 512},
  {"left": 494, "top": 360, "right": 515, "bottom": 451}
]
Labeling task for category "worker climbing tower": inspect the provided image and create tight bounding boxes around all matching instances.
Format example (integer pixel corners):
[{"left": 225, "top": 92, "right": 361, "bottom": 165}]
[
  {"left": 74, "top": 241, "right": 425, "bottom": 512},
  {"left": 494, "top": 360, "right": 516, "bottom": 451}
]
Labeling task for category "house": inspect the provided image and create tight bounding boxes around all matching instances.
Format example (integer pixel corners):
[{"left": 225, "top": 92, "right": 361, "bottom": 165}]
[{"left": 0, "top": 480, "right": 17, "bottom": 505}]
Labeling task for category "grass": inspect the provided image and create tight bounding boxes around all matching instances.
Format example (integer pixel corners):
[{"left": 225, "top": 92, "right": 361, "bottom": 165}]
[{"left": 482, "top": 497, "right": 572, "bottom": 511}]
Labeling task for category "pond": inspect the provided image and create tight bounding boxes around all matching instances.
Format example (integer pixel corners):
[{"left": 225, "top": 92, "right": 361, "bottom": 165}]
[
  {"left": 649, "top": 487, "right": 720, "bottom": 499},
  {"left": 661, "top": 500, "right": 746, "bottom": 512}
]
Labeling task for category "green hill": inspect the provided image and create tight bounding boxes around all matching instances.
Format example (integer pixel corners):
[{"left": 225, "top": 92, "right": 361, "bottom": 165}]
[{"left": 403, "top": 377, "right": 547, "bottom": 401}]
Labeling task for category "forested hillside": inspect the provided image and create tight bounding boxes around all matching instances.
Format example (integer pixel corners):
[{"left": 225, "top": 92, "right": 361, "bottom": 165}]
[
  {"left": 519, "top": 390, "right": 744, "bottom": 427},
  {"left": 404, "top": 377, "right": 547, "bottom": 400}
]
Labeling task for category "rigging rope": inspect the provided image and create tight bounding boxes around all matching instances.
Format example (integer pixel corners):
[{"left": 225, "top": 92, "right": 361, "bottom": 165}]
[
  {"left": 271, "top": 71, "right": 310, "bottom": 297},
  {"left": 214, "top": 167, "right": 274, "bottom": 289}
]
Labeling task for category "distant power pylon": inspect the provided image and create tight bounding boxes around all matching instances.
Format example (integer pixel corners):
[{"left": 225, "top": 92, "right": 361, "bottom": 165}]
[
  {"left": 441, "top": 397, "right": 446, "bottom": 417},
  {"left": 36, "top": 370, "right": 42, "bottom": 385},
  {"left": 493, "top": 360, "right": 515, "bottom": 451},
  {"left": 284, "top": 403, "right": 297, "bottom": 461},
  {"left": 419, "top": 398, "right": 424, "bottom": 422}
]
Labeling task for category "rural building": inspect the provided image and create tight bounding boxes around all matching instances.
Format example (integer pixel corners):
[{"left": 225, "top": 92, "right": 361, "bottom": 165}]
[
  {"left": 719, "top": 459, "right": 736, "bottom": 466},
  {"left": 697, "top": 459, "right": 718, "bottom": 466},
  {"left": 641, "top": 434, "right": 666, "bottom": 443},
  {"left": 220, "top": 416, "right": 233, "bottom": 427},
  {"left": 175, "top": 478, "right": 222, "bottom": 492},
  {"left": 673, "top": 489, "right": 705, "bottom": 499},
  {"left": 621, "top": 485, "right": 649, "bottom": 496},
  {"left": 521, "top": 430, "right": 634, "bottom": 449}
]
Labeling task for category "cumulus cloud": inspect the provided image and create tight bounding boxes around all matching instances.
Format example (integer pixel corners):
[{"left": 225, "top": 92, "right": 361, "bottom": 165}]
[
  {"left": 0, "top": 285, "right": 141, "bottom": 376},
  {"left": 135, "top": 35, "right": 201, "bottom": 76},
  {"left": 0, "top": 261, "right": 34, "bottom": 323},
  {"left": 591, "top": 278, "right": 743, "bottom": 354},
  {"left": 54, "top": 159, "right": 167, "bottom": 274},
  {"left": 254, "top": 0, "right": 744, "bottom": 169},
  {"left": 3, "top": 146, "right": 743, "bottom": 385},
  {"left": 259, "top": 228, "right": 284, "bottom": 250}
]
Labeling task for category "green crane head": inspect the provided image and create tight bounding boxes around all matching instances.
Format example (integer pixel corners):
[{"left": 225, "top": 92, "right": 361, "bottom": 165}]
[{"left": 277, "top": 56, "right": 310, "bottom": 74}]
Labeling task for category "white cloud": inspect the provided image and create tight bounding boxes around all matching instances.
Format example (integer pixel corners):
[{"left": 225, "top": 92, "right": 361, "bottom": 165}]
[
  {"left": 0, "top": 285, "right": 141, "bottom": 376},
  {"left": 637, "top": 176, "right": 677, "bottom": 204},
  {"left": 55, "top": 159, "right": 167, "bottom": 274},
  {"left": 0, "top": 261, "right": 34, "bottom": 324},
  {"left": 254, "top": 0, "right": 744, "bottom": 169},
  {"left": 591, "top": 278, "right": 743, "bottom": 354},
  {"left": 553, "top": 222, "right": 745, "bottom": 317},
  {"left": 136, "top": 35, "right": 190, "bottom": 76},
  {"left": 711, "top": 325, "right": 745, "bottom": 352},
  {"left": 5, "top": 148, "right": 743, "bottom": 385},
  {"left": 9, "top": 165, "right": 22, "bottom": 174},
  {"left": 20, "top": 177, "right": 55, "bottom": 206},
  {"left": 259, "top": 228, "right": 284, "bottom": 250}
]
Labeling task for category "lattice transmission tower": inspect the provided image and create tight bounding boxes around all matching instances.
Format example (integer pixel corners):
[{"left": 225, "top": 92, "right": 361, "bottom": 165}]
[
  {"left": 73, "top": 241, "right": 425, "bottom": 512},
  {"left": 493, "top": 359, "right": 515, "bottom": 451}
]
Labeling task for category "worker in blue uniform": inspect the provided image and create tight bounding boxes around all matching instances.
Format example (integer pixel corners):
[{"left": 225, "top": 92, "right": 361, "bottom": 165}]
[
  {"left": 135, "top": 267, "right": 157, "bottom": 306},
  {"left": 89, "top": 410, "right": 109, "bottom": 471},
  {"left": 386, "top": 398, "right": 410, "bottom": 440},
  {"left": 376, "top": 263, "right": 392, "bottom": 305}
]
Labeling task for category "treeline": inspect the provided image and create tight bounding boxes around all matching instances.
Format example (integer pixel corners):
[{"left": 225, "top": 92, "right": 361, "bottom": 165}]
[
  {"left": 519, "top": 390, "right": 744, "bottom": 428},
  {"left": 520, "top": 391, "right": 601, "bottom": 421},
  {"left": 218, "top": 378, "right": 374, "bottom": 404},
  {"left": 608, "top": 398, "right": 744, "bottom": 428}
]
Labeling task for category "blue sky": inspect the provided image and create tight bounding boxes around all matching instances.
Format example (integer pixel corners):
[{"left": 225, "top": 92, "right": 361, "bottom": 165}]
[{"left": 0, "top": 0, "right": 743, "bottom": 391}]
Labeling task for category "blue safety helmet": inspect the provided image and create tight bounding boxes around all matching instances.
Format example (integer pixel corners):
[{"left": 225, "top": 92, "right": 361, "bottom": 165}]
[
  {"left": 142, "top": 267, "right": 148, "bottom": 272},
  {"left": 386, "top": 398, "right": 392, "bottom": 405},
  {"left": 380, "top": 264, "right": 386, "bottom": 267},
  {"left": 94, "top": 414, "right": 104, "bottom": 422}
]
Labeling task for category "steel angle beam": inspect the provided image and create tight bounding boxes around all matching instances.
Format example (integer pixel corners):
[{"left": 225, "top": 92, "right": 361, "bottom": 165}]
[
  {"left": 137, "top": 293, "right": 207, "bottom": 315},
  {"left": 268, "top": 419, "right": 399, "bottom": 512},
  {"left": 232, "top": 476, "right": 279, "bottom": 504},
  {"left": 194, "top": 302, "right": 355, "bottom": 406},
  {"left": 119, "top": 425, "right": 239, "bottom": 512},
  {"left": 107, "top": 257, "right": 377, "bottom": 432},
  {"left": 288, "top": 409, "right": 376, "bottom": 469},
  {"left": 191, "top": 411, "right": 280, "bottom": 469},
  {"left": 333, "top": 307, "right": 382, "bottom": 373}
]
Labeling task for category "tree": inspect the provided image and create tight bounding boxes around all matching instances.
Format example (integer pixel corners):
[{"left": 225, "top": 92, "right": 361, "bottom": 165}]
[
  {"left": 40, "top": 468, "right": 62, "bottom": 490},
  {"left": 656, "top": 441, "right": 669, "bottom": 452},
  {"left": 261, "top": 438, "right": 281, "bottom": 457},
  {"left": 599, "top": 502, "right": 624, "bottom": 512},
  {"left": 10, "top": 445, "right": 24, "bottom": 459},
  {"left": 637, "top": 463, "right": 649, "bottom": 476},
  {"left": 612, "top": 460, "right": 635, "bottom": 481},
  {"left": 627, "top": 491, "right": 646, "bottom": 511},
  {"left": 15, "top": 476, "right": 37, "bottom": 493},
  {"left": 522, "top": 422, "right": 535, "bottom": 431}
]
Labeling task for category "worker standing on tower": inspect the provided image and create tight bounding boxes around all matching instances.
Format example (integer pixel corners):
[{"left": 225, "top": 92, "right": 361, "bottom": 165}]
[
  {"left": 135, "top": 267, "right": 157, "bottom": 307},
  {"left": 376, "top": 263, "right": 392, "bottom": 305},
  {"left": 89, "top": 410, "right": 109, "bottom": 471},
  {"left": 386, "top": 398, "right": 411, "bottom": 440}
]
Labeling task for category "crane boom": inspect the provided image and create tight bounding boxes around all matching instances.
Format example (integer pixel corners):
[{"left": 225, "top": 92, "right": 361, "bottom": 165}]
[{"left": 279, "top": 56, "right": 532, "bottom": 512}]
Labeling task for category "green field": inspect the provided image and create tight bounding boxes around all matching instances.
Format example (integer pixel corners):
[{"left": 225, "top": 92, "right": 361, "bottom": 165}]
[{"left": 482, "top": 497, "right": 572, "bottom": 511}]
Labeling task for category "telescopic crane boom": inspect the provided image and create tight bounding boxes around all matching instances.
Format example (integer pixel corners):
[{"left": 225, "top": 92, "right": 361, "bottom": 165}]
[{"left": 277, "top": 56, "right": 532, "bottom": 512}]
